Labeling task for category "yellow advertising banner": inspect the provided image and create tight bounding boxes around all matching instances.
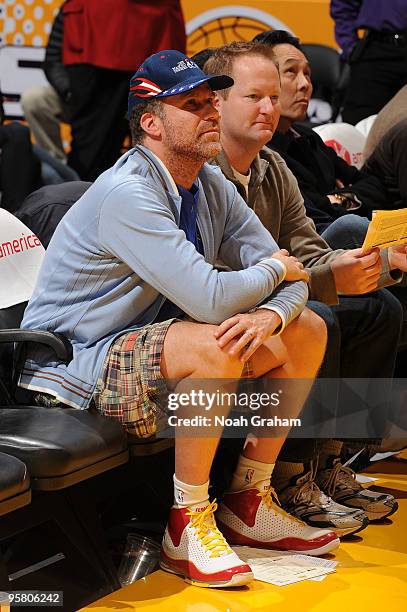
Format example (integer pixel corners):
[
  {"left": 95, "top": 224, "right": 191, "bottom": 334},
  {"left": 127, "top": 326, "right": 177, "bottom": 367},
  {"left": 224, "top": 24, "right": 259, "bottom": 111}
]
[
  {"left": 183, "top": 1, "right": 336, "bottom": 55},
  {"left": 0, "top": 0, "right": 335, "bottom": 48}
]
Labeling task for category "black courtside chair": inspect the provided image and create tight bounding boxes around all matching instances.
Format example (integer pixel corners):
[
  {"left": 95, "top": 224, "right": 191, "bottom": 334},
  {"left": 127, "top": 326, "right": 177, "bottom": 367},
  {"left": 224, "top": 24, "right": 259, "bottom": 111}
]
[
  {"left": 302, "top": 43, "right": 350, "bottom": 123},
  {"left": 0, "top": 300, "right": 129, "bottom": 605}
]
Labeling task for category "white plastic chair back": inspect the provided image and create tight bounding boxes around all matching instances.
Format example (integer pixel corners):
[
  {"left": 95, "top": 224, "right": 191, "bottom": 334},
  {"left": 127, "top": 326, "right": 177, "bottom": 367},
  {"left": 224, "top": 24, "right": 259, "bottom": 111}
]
[
  {"left": 307, "top": 99, "right": 334, "bottom": 124},
  {"left": 0, "top": 209, "right": 45, "bottom": 309},
  {"left": 355, "top": 115, "right": 378, "bottom": 138},
  {"left": 313, "top": 122, "right": 366, "bottom": 169}
]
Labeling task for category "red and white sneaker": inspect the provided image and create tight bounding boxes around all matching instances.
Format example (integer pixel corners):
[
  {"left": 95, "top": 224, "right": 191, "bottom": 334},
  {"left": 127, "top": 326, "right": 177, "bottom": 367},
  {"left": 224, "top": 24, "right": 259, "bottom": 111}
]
[
  {"left": 160, "top": 499, "right": 254, "bottom": 588},
  {"left": 216, "top": 482, "right": 340, "bottom": 556}
]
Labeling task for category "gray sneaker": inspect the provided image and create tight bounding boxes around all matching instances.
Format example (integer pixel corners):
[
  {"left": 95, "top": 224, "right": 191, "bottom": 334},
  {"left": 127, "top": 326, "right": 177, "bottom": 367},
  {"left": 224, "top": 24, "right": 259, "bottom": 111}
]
[
  {"left": 278, "top": 466, "right": 369, "bottom": 537},
  {"left": 316, "top": 458, "right": 398, "bottom": 521}
]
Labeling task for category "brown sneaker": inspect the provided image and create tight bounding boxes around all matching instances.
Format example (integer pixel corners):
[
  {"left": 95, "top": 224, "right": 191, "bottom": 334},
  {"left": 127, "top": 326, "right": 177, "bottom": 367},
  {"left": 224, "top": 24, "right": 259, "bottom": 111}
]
[{"left": 316, "top": 458, "right": 398, "bottom": 521}]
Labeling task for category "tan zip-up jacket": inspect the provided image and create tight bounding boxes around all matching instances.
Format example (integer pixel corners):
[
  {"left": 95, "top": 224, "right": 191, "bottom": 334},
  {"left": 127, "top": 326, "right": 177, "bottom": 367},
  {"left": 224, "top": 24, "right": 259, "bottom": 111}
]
[{"left": 214, "top": 147, "right": 398, "bottom": 305}]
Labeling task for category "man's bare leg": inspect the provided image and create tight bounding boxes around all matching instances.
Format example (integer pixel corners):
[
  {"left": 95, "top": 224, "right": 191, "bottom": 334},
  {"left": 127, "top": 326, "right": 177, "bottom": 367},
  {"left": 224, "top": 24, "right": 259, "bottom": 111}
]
[
  {"left": 160, "top": 320, "right": 255, "bottom": 587},
  {"left": 161, "top": 308, "right": 326, "bottom": 483},
  {"left": 244, "top": 307, "right": 327, "bottom": 464},
  {"left": 159, "top": 311, "right": 337, "bottom": 585},
  {"left": 214, "top": 309, "right": 339, "bottom": 556},
  {"left": 161, "top": 320, "right": 244, "bottom": 485}
]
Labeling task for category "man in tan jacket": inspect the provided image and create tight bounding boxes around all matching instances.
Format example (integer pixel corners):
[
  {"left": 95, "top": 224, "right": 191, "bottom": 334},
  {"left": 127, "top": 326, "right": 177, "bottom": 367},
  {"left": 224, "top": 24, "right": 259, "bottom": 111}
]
[{"left": 203, "top": 41, "right": 400, "bottom": 535}]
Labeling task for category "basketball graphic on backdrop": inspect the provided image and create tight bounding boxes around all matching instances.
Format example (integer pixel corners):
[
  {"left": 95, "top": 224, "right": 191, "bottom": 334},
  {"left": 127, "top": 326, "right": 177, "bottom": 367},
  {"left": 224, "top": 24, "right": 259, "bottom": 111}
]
[
  {"left": 186, "top": 6, "right": 293, "bottom": 56},
  {"left": 0, "top": 1, "right": 295, "bottom": 119}
]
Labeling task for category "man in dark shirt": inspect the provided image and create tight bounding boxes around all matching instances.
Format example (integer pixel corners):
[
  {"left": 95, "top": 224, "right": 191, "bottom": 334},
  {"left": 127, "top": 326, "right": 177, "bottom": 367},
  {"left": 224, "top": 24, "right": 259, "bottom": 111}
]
[
  {"left": 330, "top": 0, "right": 407, "bottom": 124},
  {"left": 270, "top": 123, "right": 387, "bottom": 235},
  {"left": 255, "top": 31, "right": 406, "bottom": 242},
  {"left": 254, "top": 29, "right": 407, "bottom": 349}
]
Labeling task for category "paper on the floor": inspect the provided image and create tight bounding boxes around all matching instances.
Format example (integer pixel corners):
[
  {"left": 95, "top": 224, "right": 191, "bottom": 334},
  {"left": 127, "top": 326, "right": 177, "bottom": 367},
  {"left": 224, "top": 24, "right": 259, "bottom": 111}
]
[
  {"left": 232, "top": 547, "right": 337, "bottom": 586},
  {"left": 343, "top": 447, "right": 365, "bottom": 467},
  {"left": 356, "top": 474, "right": 378, "bottom": 484},
  {"left": 307, "top": 558, "right": 339, "bottom": 582},
  {"left": 303, "top": 556, "right": 339, "bottom": 581},
  {"left": 370, "top": 450, "right": 400, "bottom": 462}
]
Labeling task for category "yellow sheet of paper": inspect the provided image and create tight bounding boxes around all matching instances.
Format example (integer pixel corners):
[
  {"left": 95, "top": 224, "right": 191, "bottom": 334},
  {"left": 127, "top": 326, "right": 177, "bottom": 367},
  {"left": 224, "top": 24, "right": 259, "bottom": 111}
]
[{"left": 361, "top": 209, "right": 407, "bottom": 253}]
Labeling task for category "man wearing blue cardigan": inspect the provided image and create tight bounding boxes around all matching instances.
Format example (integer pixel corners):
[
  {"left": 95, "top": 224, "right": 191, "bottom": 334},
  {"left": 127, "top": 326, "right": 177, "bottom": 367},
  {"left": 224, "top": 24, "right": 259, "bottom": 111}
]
[{"left": 20, "top": 51, "right": 337, "bottom": 587}]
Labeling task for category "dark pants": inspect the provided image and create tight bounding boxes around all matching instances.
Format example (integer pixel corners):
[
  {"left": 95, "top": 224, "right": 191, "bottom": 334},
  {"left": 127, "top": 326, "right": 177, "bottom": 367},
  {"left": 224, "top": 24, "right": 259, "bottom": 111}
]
[
  {"left": 280, "top": 214, "right": 403, "bottom": 461},
  {"left": 0, "top": 123, "right": 42, "bottom": 213},
  {"left": 279, "top": 288, "right": 403, "bottom": 461},
  {"left": 322, "top": 214, "right": 407, "bottom": 348},
  {"left": 67, "top": 65, "right": 132, "bottom": 181},
  {"left": 343, "top": 35, "right": 407, "bottom": 125},
  {"left": 214, "top": 281, "right": 402, "bottom": 481}
]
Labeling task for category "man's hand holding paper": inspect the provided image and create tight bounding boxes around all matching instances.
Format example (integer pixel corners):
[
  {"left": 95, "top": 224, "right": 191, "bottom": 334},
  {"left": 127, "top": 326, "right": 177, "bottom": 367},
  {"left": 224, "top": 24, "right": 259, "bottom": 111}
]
[
  {"left": 331, "top": 248, "right": 381, "bottom": 295},
  {"left": 388, "top": 244, "right": 407, "bottom": 272}
]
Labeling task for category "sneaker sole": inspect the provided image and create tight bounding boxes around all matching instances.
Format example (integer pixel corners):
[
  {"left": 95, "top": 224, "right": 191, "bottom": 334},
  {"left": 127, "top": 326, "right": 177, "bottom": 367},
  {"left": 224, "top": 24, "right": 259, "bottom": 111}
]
[
  {"left": 159, "top": 560, "right": 253, "bottom": 588},
  {"left": 217, "top": 521, "right": 340, "bottom": 556},
  {"left": 365, "top": 501, "right": 399, "bottom": 522},
  {"left": 279, "top": 537, "right": 340, "bottom": 556},
  {"left": 333, "top": 516, "right": 369, "bottom": 538},
  {"left": 288, "top": 511, "right": 369, "bottom": 538}
]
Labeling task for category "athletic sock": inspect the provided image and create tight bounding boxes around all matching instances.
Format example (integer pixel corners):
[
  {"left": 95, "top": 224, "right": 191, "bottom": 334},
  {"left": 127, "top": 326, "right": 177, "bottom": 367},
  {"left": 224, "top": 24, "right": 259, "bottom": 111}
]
[
  {"left": 228, "top": 455, "right": 275, "bottom": 492},
  {"left": 173, "top": 474, "right": 209, "bottom": 510}
]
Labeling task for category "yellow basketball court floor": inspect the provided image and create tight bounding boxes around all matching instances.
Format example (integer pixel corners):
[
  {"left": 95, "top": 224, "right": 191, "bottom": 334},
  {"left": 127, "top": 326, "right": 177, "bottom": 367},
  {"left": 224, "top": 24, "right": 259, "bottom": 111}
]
[{"left": 82, "top": 452, "right": 407, "bottom": 612}]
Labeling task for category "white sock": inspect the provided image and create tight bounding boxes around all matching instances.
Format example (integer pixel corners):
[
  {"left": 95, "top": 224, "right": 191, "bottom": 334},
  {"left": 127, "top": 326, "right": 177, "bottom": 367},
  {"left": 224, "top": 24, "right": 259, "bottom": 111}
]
[
  {"left": 228, "top": 455, "right": 275, "bottom": 492},
  {"left": 173, "top": 474, "right": 209, "bottom": 510}
]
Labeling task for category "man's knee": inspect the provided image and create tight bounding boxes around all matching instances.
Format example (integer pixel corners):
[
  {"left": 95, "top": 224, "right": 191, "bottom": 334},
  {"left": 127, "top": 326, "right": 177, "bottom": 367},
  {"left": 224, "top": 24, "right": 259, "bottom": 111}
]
[
  {"left": 199, "top": 327, "right": 244, "bottom": 377},
  {"left": 163, "top": 321, "right": 243, "bottom": 379},
  {"left": 291, "top": 307, "right": 328, "bottom": 354},
  {"left": 307, "top": 300, "right": 339, "bottom": 338},
  {"left": 322, "top": 214, "right": 369, "bottom": 249},
  {"left": 371, "top": 289, "right": 403, "bottom": 337}
]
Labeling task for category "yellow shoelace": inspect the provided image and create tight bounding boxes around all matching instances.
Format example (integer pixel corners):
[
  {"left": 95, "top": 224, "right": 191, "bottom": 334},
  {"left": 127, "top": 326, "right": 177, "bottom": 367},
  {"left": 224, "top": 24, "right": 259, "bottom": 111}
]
[
  {"left": 258, "top": 485, "right": 304, "bottom": 525},
  {"left": 186, "top": 500, "right": 231, "bottom": 558}
]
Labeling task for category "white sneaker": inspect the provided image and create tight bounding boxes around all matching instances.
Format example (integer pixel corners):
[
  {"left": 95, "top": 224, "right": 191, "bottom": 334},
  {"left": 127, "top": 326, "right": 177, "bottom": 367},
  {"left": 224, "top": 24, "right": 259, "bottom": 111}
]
[
  {"left": 160, "top": 499, "right": 254, "bottom": 587},
  {"left": 216, "top": 481, "right": 340, "bottom": 556}
]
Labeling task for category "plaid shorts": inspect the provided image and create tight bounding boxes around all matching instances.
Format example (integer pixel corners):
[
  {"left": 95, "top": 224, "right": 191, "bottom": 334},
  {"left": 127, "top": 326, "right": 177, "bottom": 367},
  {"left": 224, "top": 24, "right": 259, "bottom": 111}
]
[
  {"left": 93, "top": 319, "right": 177, "bottom": 438},
  {"left": 93, "top": 319, "right": 255, "bottom": 438}
]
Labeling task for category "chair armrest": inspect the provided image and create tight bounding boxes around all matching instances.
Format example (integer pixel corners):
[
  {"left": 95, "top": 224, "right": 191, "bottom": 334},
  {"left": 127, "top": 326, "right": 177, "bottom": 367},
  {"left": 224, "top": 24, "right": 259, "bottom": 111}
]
[{"left": 0, "top": 329, "right": 72, "bottom": 362}]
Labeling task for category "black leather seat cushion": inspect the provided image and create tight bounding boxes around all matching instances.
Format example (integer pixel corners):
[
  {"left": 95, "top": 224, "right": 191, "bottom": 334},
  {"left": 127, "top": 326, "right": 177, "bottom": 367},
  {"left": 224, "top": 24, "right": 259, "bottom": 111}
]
[
  {"left": 0, "top": 451, "right": 29, "bottom": 502},
  {"left": 0, "top": 407, "right": 128, "bottom": 478}
]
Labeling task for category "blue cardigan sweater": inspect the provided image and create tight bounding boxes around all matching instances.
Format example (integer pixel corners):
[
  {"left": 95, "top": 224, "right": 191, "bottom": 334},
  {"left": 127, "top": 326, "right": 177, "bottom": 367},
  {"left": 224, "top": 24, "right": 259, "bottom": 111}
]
[{"left": 19, "top": 146, "right": 307, "bottom": 408}]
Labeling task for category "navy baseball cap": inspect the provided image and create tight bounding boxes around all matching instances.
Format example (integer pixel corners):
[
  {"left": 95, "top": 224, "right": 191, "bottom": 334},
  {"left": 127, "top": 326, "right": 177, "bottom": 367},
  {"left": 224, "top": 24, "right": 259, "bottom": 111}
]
[{"left": 128, "top": 49, "right": 233, "bottom": 118}]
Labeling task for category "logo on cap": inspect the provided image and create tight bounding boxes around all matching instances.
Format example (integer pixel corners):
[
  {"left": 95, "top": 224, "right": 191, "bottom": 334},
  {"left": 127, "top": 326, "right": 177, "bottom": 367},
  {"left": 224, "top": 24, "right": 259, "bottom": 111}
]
[{"left": 172, "top": 59, "right": 199, "bottom": 73}]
